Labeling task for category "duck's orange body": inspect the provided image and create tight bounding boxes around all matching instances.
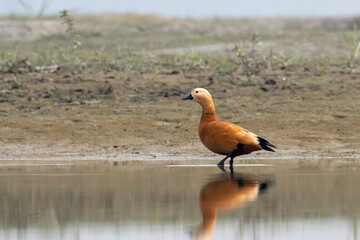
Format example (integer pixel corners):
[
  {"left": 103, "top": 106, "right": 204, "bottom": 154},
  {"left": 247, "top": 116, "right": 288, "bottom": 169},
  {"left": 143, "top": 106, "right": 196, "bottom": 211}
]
[
  {"left": 183, "top": 88, "right": 275, "bottom": 166},
  {"left": 199, "top": 114, "right": 262, "bottom": 155}
]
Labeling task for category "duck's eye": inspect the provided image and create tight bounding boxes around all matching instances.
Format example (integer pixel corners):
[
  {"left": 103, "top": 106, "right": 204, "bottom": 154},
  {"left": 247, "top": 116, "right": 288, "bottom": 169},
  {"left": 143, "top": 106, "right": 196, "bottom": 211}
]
[{"left": 195, "top": 91, "right": 199, "bottom": 93}]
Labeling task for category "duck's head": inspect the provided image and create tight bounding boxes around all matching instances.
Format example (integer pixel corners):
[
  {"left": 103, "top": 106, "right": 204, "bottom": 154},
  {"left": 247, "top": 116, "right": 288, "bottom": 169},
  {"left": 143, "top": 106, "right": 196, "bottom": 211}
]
[{"left": 182, "top": 88, "right": 213, "bottom": 105}]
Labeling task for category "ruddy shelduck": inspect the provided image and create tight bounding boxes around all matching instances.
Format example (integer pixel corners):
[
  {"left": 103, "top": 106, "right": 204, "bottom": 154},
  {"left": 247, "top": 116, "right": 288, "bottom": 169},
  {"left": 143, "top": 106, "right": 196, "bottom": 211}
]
[
  {"left": 193, "top": 174, "right": 271, "bottom": 240},
  {"left": 182, "top": 88, "right": 276, "bottom": 166}
]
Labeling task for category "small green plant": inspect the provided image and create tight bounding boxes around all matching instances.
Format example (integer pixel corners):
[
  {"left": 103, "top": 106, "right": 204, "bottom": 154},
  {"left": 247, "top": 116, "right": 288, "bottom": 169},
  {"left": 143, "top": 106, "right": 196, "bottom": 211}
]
[
  {"left": 217, "top": 61, "right": 238, "bottom": 75},
  {"left": 59, "top": 10, "right": 82, "bottom": 50},
  {"left": 342, "top": 23, "right": 360, "bottom": 68},
  {"left": 152, "top": 65, "right": 160, "bottom": 81},
  {"left": 235, "top": 34, "right": 274, "bottom": 84},
  {"left": 152, "top": 73, "right": 159, "bottom": 81},
  {"left": 3, "top": 58, "right": 32, "bottom": 74},
  {"left": 8, "top": 75, "right": 22, "bottom": 90},
  {"left": 178, "top": 52, "right": 209, "bottom": 73},
  {"left": 277, "top": 54, "right": 292, "bottom": 69},
  {"left": 315, "top": 62, "right": 326, "bottom": 76},
  {"left": 72, "top": 58, "right": 87, "bottom": 70},
  {"left": 0, "top": 52, "right": 10, "bottom": 72},
  {"left": 234, "top": 42, "right": 243, "bottom": 56},
  {"left": 248, "top": 74, "right": 255, "bottom": 84}
]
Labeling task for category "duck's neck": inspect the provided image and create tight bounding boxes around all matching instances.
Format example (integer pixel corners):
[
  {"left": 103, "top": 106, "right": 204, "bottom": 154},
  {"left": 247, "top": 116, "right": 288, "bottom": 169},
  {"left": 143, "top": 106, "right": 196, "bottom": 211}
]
[
  {"left": 199, "top": 101, "right": 217, "bottom": 127},
  {"left": 200, "top": 113, "right": 217, "bottom": 124},
  {"left": 200, "top": 101, "right": 215, "bottom": 115}
]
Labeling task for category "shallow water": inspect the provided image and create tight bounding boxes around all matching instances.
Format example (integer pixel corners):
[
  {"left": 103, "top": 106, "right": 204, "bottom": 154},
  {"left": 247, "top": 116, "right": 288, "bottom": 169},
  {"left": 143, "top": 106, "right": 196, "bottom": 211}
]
[{"left": 1, "top": 161, "right": 360, "bottom": 240}]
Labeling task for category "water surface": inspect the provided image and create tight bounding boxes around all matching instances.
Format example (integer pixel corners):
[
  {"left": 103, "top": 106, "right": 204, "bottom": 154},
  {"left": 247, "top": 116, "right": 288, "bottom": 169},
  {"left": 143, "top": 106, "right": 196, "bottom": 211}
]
[{"left": 0, "top": 161, "right": 359, "bottom": 240}]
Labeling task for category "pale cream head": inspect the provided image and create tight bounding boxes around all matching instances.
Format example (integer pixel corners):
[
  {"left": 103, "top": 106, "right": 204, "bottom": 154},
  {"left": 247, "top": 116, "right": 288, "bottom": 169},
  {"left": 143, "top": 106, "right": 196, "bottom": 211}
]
[
  {"left": 182, "top": 88, "right": 215, "bottom": 114},
  {"left": 191, "top": 88, "right": 212, "bottom": 104}
]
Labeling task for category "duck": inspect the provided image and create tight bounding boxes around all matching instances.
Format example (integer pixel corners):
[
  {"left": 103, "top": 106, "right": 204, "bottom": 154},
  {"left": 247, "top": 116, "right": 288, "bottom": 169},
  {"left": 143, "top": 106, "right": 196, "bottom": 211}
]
[{"left": 182, "top": 88, "right": 276, "bottom": 166}]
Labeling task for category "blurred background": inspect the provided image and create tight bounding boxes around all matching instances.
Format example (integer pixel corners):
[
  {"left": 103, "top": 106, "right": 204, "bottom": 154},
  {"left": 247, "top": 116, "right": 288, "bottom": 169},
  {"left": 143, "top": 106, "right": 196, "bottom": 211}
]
[{"left": 2, "top": 0, "right": 360, "bottom": 17}]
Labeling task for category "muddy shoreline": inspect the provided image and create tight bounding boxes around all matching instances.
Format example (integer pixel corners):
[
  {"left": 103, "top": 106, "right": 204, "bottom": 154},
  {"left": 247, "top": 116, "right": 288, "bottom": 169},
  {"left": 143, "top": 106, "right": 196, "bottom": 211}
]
[{"left": 0, "top": 16, "right": 359, "bottom": 164}]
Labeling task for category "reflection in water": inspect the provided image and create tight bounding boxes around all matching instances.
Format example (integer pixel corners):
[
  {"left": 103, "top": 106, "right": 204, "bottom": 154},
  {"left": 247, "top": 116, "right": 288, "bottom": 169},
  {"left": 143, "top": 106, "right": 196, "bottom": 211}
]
[
  {"left": 1, "top": 165, "right": 360, "bottom": 240},
  {"left": 193, "top": 169, "right": 272, "bottom": 240}
]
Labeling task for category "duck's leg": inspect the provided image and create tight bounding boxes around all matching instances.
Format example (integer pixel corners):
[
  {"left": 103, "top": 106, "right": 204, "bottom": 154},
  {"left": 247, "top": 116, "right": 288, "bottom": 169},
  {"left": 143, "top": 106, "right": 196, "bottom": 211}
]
[
  {"left": 217, "top": 152, "right": 232, "bottom": 166},
  {"left": 229, "top": 157, "right": 234, "bottom": 166},
  {"left": 229, "top": 157, "right": 234, "bottom": 175},
  {"left": 229, "top": 164, "right": 234, "bottom": 176}
]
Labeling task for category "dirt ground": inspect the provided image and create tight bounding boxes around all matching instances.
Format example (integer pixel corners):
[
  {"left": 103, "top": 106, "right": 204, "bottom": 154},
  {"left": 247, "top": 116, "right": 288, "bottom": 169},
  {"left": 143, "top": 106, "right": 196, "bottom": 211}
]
[{"left": 0, "top": 15, "right": 359, "bottom": 164}]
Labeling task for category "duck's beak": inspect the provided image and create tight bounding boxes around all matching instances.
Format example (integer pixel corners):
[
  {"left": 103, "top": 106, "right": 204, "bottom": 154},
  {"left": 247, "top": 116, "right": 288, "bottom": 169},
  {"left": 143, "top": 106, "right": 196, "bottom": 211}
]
[{"left": 182, "top": 94, "right": 193, "bottom": 100}]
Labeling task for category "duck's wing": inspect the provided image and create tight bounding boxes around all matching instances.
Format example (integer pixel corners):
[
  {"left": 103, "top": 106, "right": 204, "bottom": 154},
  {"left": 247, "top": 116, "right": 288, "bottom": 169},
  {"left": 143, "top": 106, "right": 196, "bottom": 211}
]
[
  {"left": 232, "top": 124, "right": 276, "bottom": 152},
  {"left": 219, "top": 122, "right": 259, "bottom": 145},
  {"left": 231, "top": 123, "right": 276, "bottom": 152}
]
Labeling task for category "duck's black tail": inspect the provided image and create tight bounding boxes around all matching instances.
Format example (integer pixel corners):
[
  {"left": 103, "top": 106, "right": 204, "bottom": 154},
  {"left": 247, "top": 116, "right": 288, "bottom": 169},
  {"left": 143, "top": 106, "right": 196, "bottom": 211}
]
[{"left": 258, "top": 137, "right": 276, "bottom": 152}]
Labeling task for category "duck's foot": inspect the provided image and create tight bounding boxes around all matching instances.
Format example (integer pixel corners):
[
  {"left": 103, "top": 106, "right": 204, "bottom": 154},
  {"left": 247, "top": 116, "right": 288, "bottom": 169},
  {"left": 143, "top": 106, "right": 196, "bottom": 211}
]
[{"left": 217, "top": 164, "right": 226, "bottom": 172}]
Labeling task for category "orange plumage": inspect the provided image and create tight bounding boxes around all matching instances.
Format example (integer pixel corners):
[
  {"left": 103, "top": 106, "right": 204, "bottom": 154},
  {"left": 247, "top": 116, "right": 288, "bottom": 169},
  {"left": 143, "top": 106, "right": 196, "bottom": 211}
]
[{"left": 183, "top": 88, "right": 276, "bottom": 166}]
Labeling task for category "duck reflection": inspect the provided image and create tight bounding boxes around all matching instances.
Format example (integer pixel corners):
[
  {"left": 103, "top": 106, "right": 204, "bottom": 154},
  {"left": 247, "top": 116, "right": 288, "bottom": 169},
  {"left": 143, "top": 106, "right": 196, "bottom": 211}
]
[{"left": 193, "top": 168, "right": 272, "bottom": 240}]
